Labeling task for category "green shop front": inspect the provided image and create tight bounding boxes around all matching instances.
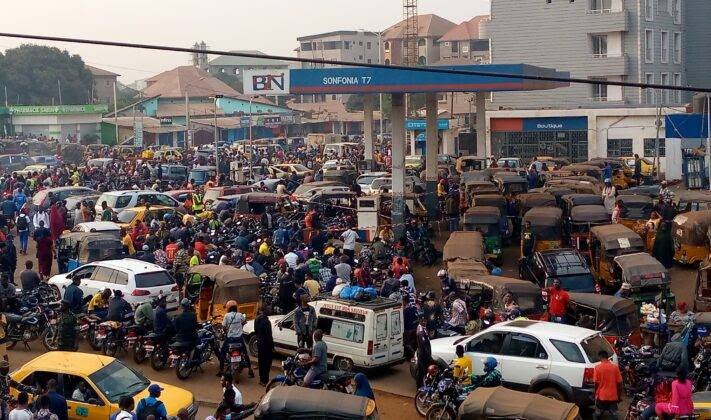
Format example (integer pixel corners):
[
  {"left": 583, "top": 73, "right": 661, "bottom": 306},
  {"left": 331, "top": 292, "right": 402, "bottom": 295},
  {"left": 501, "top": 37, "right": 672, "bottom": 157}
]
[
  {"left": 0, "top": 107, "right": 11, "bottom": 137},
  {"left": 8, "top": 104, "right": 108, "bottom": 141}
]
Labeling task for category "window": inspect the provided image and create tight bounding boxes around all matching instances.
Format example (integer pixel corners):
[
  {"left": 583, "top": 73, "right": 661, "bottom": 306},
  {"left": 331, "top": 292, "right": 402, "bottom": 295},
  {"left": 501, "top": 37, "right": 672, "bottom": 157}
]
[
  {"left": 661, "top": 72, "right": 670, "bottom": 103},
  {"left": 673, "top": 32, "right": 682, "bottom": 63},
  {"left": 220, "top": 68, "right": 225, "bottom": 74},
  {"left": 461, "top": 43, "right": 470, "bottom": 54},
  {"left": 581, "top": 334, "right": 615, "bottom": 362},
  {"left": 589, "top": 0, "right": 612, "bottom": 13},
  {"left": 466, "top": 331, "right": 507, "bottom": 354},
  {"left": 674, "top": 73, "right": 682, "bottom": 103},
  {"left": 72, "top": 265, "right": 96, "bottom": 281},
  {"left": 358, "top": 41, "right": 363, "bottom": 46},
  {"left": 607, "top": 138, "right": 633, "bottom": 157},
  {"left": 502, "top": 333, "right": 547, "bottom": 359},
  {"left": 645, "top": 73, "right": 655, "bottom": 104},
  {"left": 64, "top": 375, "right": 102, "bottom": 405},
  {"left": 417, "top": 39, "right": 426, "bottom": 47},
  {"left": 550, "top": 340, "right": 586, "bottom": 363},
  {"left": 644, "top": 138, "right": 666, "bottom": 157},
  {"left": 134, "top": 271, "right": 172, "bottom": 287},
  {"left": 391, "top": 311, "right": 402, "bottom": 337},
  {"left": 591, "top": 77, "right": 607, "bottom": 101},
  {"left": 328, "top": 319, "right": 364, "bottom": 343},
  {"left": 673, "top": 0, "right": 681, "bottom": 23},
  {"left": 451, "top": 41, "right": 459, "bottom": 54},
  {"left": 661, "top": 31, "right": 669, "bottom": 63},
  {"left": 645, "top": 30, "right": 654, "bottom": 63},
  {"left": 89, "top": 360, "right": 150, "bottom": 403},
  {"left": 591, "top": 35, "right": 608, "bottom": 57},
  {"left": 384, "top": 41, "right": 390, "bottom": 52},
  {"left": 417, "top": 56, "right": 427, "bottom": 65},
  {"left": 645, "top": 0, "right": 654, "bottom": 20},
  {"left": 358, "top": 55, "right": 363, "bottom": 60},
  {"left": 376, "top": 313, "right": 388, "bottom": 341},
  {"left": 366, "top": 42, "right": 372, "bottom": 49},
  {"left": 233, "top": 68, "right": 239, "bottom": 75},
  {"left": 92, "top": 267, "right": 115, "bottom": 283}
]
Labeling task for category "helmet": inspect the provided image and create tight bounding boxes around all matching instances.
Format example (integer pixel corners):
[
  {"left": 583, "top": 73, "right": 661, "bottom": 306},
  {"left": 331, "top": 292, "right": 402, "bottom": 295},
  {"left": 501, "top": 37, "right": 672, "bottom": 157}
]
[
  {"left": 163, "top": 213, "right": 173, "bottom": 222},
  {"left": 507, "top": 308, "right": 521, "bottom": 320},
  {"left": 483, "top": 357, "right": 498, "bottom": 372},
  {"left": 437, "top": 269, "right": 447, "bottom": 278},
  {"left": 491, "top": 267, "right": 502, "bottom": 276},
  {"left": 225, "top": 300, "right": 238, "bottom": 310},
  {"left": 427, "top": 364, "right": 439, "bottom": 377},
  {"left": 180, "top": 298, "right": 192, "bottom": 308}
]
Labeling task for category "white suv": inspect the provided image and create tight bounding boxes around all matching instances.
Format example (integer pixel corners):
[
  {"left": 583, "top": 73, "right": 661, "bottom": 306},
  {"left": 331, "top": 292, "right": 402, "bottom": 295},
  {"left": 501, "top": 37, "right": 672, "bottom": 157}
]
[
  {"left": 426, "top": 319, "right": 617, "bottom": 407},
  {"left": 48, "top": 259, "right": 180, "bottom": 310},
  {"left": 94, "top": 190, "right": 179, "bottom": 219}
]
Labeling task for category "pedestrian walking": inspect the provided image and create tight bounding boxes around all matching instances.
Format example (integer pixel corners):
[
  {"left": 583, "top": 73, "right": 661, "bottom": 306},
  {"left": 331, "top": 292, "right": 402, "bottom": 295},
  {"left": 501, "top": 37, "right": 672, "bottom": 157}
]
[
  {"left": 254, "top": 307, "right": 274, "bottom": 386},
  {"left": 135, "top": 384, "right": 168, "bottom": 420},
  {"left": 294, "top": 295, "right": 316, "bottom": 349},
  {"left": 593, "top": 349, "right": 622, "bottom": 419}
]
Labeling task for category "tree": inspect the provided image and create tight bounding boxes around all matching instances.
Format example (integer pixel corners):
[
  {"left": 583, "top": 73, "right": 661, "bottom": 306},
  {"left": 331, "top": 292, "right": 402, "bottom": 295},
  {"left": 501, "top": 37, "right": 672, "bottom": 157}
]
[{"left": 0, "top": 44, "right": 93, "bottom": 105}]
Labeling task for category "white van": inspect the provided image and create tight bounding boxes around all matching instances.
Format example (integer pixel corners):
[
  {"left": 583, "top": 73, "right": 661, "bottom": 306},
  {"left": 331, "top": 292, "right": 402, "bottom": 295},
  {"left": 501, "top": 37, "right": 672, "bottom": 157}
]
[{"left": 243, "top": 297, "right": 405, "bottom": 371}]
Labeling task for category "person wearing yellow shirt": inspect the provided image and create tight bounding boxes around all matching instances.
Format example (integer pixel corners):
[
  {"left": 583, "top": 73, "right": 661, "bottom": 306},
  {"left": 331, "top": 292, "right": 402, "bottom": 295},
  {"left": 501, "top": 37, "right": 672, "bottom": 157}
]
[
  {"left": 452, "top": 345, "right": 472, "bottom": 385},
  {"left": 323, "top": 243, "right": 336, "bottom": 256},
  {"left": 304, "top": 275, "right": 321, "bottom": 298},
  {"left": 122, "top": 229, "right": 136, "bottom": 256},
  {"left": 258, "top": 240, "right": 271, "bottom": 257},
  {"left": 189, "top": 249, "right": 201, "bottom": 267},
  {"left": 88, "top": 288, "right": 111, "bottom": 320}
]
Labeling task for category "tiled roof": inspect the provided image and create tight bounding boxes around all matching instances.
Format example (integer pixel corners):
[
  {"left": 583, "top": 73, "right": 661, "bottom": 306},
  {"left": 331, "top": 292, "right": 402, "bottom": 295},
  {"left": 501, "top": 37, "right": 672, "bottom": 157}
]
[
  {"left": 85, "top": 65, "right": 120, "bottom": 77},
  {"left": 383, "top": 14, "right": 457, "bottom": 40},
  {"left": 438, "top": 16, "right": 490, "bottom": 42},
  {"left": 142, "top": 66, "right": 241, "bottom": 99}
]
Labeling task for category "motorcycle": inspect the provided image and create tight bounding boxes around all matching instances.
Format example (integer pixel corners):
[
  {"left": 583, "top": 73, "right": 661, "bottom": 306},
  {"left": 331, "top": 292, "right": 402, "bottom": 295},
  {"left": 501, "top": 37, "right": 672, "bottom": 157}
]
[
  {"left": 144, "top": 333, "right": 171, "bottom": 371},
  {"left": 692, "top": 346, "right": 710, "bottom": 392},
  {"left": 77, "top": 314, "right": 103, "bottom": 351},
  {"left": 227, "top": 340, "right": 250, "bottom": 384},
  {"left": 425, "top": 377, "right": 468, "bottom": 420},
  {"left": 4, "top": 302, "right": 59, "bottom": 351},
  {"left": 169, "top": 322, "right": 220, "bottom": 380},
  {"left": 266, "top": 351, "right": 353, "bottom": 392},
  {"left": 99, "top": 320, "right": 142, "bottom": 357},
  {"left": 415, "top": 359, "right": 451, "bottom": 416}
]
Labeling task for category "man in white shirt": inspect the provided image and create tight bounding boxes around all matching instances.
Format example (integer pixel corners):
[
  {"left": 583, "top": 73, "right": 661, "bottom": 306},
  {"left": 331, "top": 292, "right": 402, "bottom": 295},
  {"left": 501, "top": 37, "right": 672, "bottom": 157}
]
[
  {"left": 221, "top": 373, "right": 243, "bottom": 405},
  {"left": 400, "top": 272, "right": 416, "bottom": 294},
  {"left": 340, "top": 227, "right": 358, "bottom": 261},
  {"left": 284, "top": 247, "right": 299, "bottom": 269},
  {"left": 33, "top": 208, "right": 50, "bottom": 229},
  {"left": 9, "top": 392, "right": 32, "bottom": 420}
]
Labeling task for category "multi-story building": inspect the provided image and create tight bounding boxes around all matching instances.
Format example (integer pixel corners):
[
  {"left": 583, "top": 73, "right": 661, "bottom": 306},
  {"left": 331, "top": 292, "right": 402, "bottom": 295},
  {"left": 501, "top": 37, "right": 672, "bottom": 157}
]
[
  {"left": 487, "top": 0, "right": 710, "bottom": 108},
  {"left": 295, "top": 30, "right": 381, "bottom": 103},
  {"left": 436, "top": 15, "right": 490, "bottom": 65},
  {"left": 382, "top": 14, "right": 456, "bottom": 66},
  {"left": 205, "top": 50, "right": 291, "bottom": 87},
  {"left": 86, "top": 65, "right": 119, "bottom": 106}
]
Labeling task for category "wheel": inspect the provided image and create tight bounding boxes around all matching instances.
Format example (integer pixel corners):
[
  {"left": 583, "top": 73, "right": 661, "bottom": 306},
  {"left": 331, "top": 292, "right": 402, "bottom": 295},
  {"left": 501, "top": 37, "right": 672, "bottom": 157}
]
[
  {"left": 176, "top": 355, "right": 191, "bottom": 380},
  {"left": 538, "top": 386, "right": 566, "bottom": 401},
  {"left": 409, "top": 356, "right": 418, "bottom": 379},
  {"left": 150, "top": 346, "right": 167, "bottom": 371},
  {"left": 51, "top": 285, "right": 62, "bottom": 301},
  {"left": 231, "top": 363, "right": 243, "bottom": 384},
  {"left": 334, "top": 357, "right": 354, "bottom": 372},
  {"left": 42, "top": 326, "right": 58, "bottom": 351},
  {"left": 415, "top": 389, "right": 433, "bottom": 417},
  {"left": 133, "top": 341, "right": 147, "bottom": 364},
  {"left": 87, "top": 326, "right": 101, "bottom": 351},
  {"left": 426, "top": 404, "right": 455, "bottom": 420},
  {"left": 247, "top": 335, "right": 259, "bottom": 358},
  {"left": 103, "top": 339, "right": 118, "bottom": 357}
]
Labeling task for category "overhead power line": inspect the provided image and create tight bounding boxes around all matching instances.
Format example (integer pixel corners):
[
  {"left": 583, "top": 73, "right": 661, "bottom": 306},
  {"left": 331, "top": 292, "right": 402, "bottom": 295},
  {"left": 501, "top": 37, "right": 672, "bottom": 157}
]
[{"left": 0, "top": 31, "right": 709, "bottom": 93}]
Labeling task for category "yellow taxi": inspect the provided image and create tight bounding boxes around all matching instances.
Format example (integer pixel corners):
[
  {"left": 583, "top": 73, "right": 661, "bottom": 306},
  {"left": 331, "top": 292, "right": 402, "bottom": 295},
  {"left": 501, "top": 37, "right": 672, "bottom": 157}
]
[
  {"left": 154, "top": 149, "right": 183, "bottom": 162},
  {"left": 10, "top": 352, "right": 197, "bottom": 420},
  {"left": 115, "top": 205, "right": 184, "bottom": 229}
]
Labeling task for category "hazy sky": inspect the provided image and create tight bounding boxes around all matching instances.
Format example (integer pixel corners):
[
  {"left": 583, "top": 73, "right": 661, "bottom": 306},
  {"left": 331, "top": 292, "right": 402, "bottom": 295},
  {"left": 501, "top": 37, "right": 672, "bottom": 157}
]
[{"left": 0, "top": 0, "right": 490, "bottom": 83}]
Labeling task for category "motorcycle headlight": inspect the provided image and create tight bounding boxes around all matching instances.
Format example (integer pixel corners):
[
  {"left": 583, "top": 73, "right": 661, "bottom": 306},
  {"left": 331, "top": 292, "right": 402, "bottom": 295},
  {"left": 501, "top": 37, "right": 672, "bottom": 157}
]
[{"left": 437, "top": 379, "right": 452, "bottom": 393}]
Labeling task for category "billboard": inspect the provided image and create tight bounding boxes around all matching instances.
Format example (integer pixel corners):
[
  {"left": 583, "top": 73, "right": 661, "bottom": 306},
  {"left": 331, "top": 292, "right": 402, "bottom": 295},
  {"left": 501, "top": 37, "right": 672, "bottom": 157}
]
[{"left": 243, "top": 69, "right": 290, "bottom": 96}]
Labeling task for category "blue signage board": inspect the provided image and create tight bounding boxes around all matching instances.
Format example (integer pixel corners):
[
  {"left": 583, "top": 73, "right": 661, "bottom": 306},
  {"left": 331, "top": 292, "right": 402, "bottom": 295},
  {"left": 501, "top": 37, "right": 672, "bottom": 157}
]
[
  {"left": 666, "top": 114, "right": 709, "bottom": 139},
  {"left": 406, "top": 119, "right": 450, "bottom": 131},
  {"left": 290, "top": 64, "right": 569, "bottom": 94},
  {"left": 522, "top": 116, "right": 588, "bottom": 132}
]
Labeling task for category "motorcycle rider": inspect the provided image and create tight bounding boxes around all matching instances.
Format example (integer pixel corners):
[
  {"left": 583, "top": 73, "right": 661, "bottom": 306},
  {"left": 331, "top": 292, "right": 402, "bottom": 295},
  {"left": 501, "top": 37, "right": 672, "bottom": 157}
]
[
  {"left": 107, "top": 290, "right": 132, "bottom": 322},
  {"left": 87, "top": 288, "right": 111, "bottom": 320},
  {"left": 437, "top": 270, "right": 456, "bottom": 296},
  {"left": 218, "top": 300, "right": 254, "bottom": 379},
  {"left": 172, "top": 298, "right": 199, "bottom": 358},
  {"left": 134, "top": 298, "right": 155, "bottom": 333},
  {"left": 465, "top": 357, "right": 502, "bottom": 390},
  {"left": 56, "top": 300, "right": 78, "bottom": 351}
]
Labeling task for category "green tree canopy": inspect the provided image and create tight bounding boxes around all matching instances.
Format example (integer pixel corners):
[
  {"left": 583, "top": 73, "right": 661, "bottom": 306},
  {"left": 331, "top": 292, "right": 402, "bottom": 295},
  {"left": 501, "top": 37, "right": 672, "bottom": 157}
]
[{"left": 0, "top": 44, "right": 93, "bottom": 105}]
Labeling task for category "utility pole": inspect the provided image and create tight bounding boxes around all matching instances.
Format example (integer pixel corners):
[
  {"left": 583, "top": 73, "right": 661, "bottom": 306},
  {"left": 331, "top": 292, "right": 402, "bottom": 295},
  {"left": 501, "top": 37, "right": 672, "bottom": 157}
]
[
  {"left": 213, "top": 95, "right": 223, "bottom": 184},
  {"left": 707, "top": 94, "right": 710, "bottom": 190},
  {"left": 4, "top": 86, "right": 7, "bottom": 107},
  {"left": 655, "top": 108, "right": 661, "bottom": 178},
  {"left": 249, "top": 96, "right": 254, "bottom": 182},
  {"left": 113, "top": 82, "right": 119, "bottom": 144},
  {"left": 57, "top": 80, "right": 62, "bottom": 105},
  {"left": 185, "top": 91, "right": 190, "bottom": 149}
]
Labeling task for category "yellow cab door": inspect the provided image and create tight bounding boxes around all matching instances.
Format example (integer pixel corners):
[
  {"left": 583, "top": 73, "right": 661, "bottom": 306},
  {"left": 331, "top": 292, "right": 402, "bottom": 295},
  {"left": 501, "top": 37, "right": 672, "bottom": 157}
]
[{"left": 62, "top": 373, "right": 113, "bottom": 420}]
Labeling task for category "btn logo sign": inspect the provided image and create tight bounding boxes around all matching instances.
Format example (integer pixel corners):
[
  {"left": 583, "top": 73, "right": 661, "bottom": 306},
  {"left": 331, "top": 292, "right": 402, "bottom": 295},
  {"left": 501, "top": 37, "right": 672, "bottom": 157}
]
[{"left": 243, "top": 69, "right": 290, "bottom": 96}]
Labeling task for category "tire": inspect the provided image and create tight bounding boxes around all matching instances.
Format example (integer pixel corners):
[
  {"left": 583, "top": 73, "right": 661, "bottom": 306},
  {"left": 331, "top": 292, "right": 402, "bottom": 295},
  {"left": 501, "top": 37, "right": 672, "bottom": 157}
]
[
  {"left": 42, "top": 326, "right": 58, "bottom": 351},
  {"left": 176, "top": 355, "right": 191, "bottom": 380},
  {"left": 51, "top": 285, "right": 62, "bottom": 302},
  {"left": 415, "top": 389, "right": 433, "bottom": 417},
  {"left": 231, "top": 363, "right": 243, "bottom": 384},
  {"left": 409, "top": 356, "right": 418, "bottom": 379},
  {"left": 103, "top": 338, "right": 118, "bottom": 357},
  {"left": 247, "top": 335, "right": 259, "bottom": 358},
  {"left": 87, "top": 326, "right": 101, "bottom": 351},
  {"left": 426, "top": 404, "right": 455, "bottom": 420},
  {"left": 538, "top": 386, "right": 566, "bottom": 401},
  {"left": 150, "top": 346, "right": 167, "bottom": 371},
  {"left": 334, "top": 357, "right": 354, "bottom": 372},
  {"left": 133, "top": 341, "right": 147, "bottom": 364}
]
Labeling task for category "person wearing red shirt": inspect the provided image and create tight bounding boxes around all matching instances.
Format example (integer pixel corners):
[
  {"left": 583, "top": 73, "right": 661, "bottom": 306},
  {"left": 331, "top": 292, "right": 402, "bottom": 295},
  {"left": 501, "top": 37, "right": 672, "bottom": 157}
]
[
  {"left": 547, "top": 278, "right": 570, "bottom": 323},
  {"left": 391, "top": 257, "right": 410, "bottom": 279},
  {"left": 593, "top": 349, "right": 622, "bottom": 418},
  {"left": 165, "top": 241, "right": 179, "bottom": 265},
  {"left": 193, "top": 238, "right": 207, "bottom": 260}
]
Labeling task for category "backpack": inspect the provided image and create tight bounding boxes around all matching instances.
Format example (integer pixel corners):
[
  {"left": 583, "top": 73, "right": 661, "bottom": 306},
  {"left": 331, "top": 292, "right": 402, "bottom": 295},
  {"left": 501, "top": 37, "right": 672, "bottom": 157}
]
[
  {"left": 16, "top": 215, "right": 28, "bottom": 231},
  {"left": 137, "top": 399, "right": 165, "bottom": 420}
]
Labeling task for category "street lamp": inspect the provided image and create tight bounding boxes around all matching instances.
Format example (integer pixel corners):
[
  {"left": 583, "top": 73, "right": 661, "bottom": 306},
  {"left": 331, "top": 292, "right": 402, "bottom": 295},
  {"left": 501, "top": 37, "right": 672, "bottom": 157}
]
[
  {"left": 211, "top": 94, "right": 224, "bottom": 184},
  {"left": 247, "top": 95, "right": 259, "bottom": 181}
]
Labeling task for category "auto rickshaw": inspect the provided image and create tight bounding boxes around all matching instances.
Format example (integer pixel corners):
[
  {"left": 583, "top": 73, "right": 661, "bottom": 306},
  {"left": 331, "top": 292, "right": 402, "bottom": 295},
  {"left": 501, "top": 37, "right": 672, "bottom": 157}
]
[
  {"left": 455, "top": 275, "right": 545, "bottom": 321},
  {"left": 471, "top": 194, "right": 511, "bottom": 237},
  {"left": 456, "top": 155, "right": 488, "bottom": 173},
  {"left": 586, "top": 158, "right": 633, "bottom": 188},
  {"left": 464, "top": 180, "right": 500, "bottom": 202},
  {"left": 492, "top": 173, "right": 528, "bottom": 196},
  {"left": 458, "top": 386, "right": 580, "bottom": 420},
  {"left": 568, "top": 293, "right": 642, "bottom": 346},
  {"left": 517, "top": 192, "right": 557, "bottom": 219},
  {"left": 560, "top": 164, "right": 603, "bottom": 180},
  {"left": 463, "top": 206, "right": 504, "bottom": 263},
  {"left": 561, "top": 194, "right": 604, "bottom": 217},
  {"left": 567, "top": 205, "right": 609, "bottom": 260},
  {"left": 189, "top": 264, "right": 260, "bottom": 321},
  {"left": 545, "top": 178, "right": 602, "bottom": 195},
  {"left": 443, "top": 231, "right": 485, "bottom": 263},
  {"left": 618, "top": 194, "right": 654, "bottom": 233},
  {"left": 222, "top": 192, "right": 289, "bottom": 219},
  {"left": 614, "top": 252, "right": 675, "bottom": 314},
  {"left": 695, "top": 256, "right": 711, "bottom": 312},
  {"left": 522, "top": 207, "right": 563, "bottom": 252},
  {"left": 254, "top": 386, "right": 377, "bottom": 420},
  {"left": 589, "top": 224, "right": 645, "bottom": 292},
  {"left": 673, "top": 210, "right": 711, "bottom": 265},
  {"left": 676, "top": 190, "right": 711, "bottom": 212},
  {"left": 58, "top": 231, "right": 124, "bottom": 273},
  {"left": 460, "top": 170, "right": 491, "bottom": 184}
]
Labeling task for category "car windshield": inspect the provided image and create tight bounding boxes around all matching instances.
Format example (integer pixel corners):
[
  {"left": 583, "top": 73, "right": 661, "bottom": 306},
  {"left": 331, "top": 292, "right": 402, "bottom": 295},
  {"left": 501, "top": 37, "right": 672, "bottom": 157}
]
[
  {"left": 371, "top": 178, "right": 391, "bottom": 189},
  {"left": 204, "top": 190, "right": 220, "bottom": 203},
  {"left": 188, "top": 170, "right": 209, "bottom": 183},
  {"left": 581, "top": 334, "right": 615, "bottom": 363},
  {"left": 358, "top": 175, "right": 381, "bottom": 186},
  {"left": 89, "top": 360, "right": 150, "bottom": 403},
  {"left": 116, "top": 210, "right": 137, "bottom": 224},
  {"left": 135, "top": 271, "right": 175, "bottom": 288},
  {"left": 98, "top": 193, "right": 119, "bottom": 208},
  {"left": 549, "top": 274, "right": 596, "bottom": 292}
]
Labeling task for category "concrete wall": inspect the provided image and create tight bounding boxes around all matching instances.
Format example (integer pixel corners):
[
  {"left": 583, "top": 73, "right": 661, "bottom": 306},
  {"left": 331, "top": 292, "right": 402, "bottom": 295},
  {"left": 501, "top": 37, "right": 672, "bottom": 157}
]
[{"left": 684, "top": 0, "right": 711, "bottom": 99}]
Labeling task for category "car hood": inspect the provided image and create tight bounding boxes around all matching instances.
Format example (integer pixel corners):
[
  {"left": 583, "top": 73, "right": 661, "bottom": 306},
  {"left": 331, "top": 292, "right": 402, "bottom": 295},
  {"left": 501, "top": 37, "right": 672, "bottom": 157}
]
[
  {"left": 132, "top": 382, "right": 194, "bottom": 416},
  {"left": 244, "top": 315, "right": 284, "bottom": 335},
  {"left": 430, "top": 335, "right": 470, "bottom": 358}
]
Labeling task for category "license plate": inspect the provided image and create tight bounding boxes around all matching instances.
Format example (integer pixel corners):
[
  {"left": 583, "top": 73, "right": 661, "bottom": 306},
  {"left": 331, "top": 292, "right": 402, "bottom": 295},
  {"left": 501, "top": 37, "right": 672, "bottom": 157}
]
[
  {"left": 230, "top": 356, "right": 242, "bottom": 363},
  {"left": 144, "top": 345, "right": 155, "bottom": 351},
  {"left": 80, "top": 324, "right": 89, "bottom": 331},
  {"left": 96, "top": 333, "right": 106, "bottom": 339}
]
